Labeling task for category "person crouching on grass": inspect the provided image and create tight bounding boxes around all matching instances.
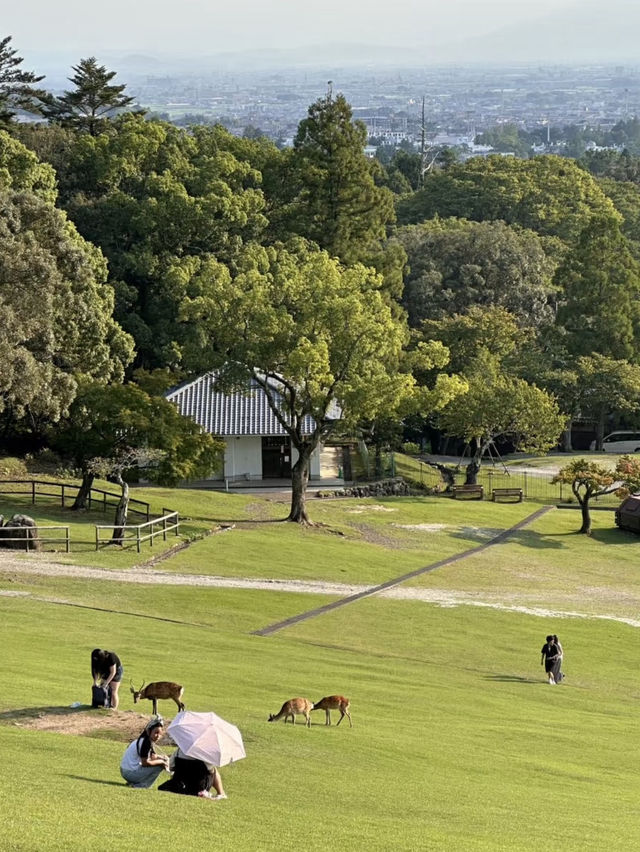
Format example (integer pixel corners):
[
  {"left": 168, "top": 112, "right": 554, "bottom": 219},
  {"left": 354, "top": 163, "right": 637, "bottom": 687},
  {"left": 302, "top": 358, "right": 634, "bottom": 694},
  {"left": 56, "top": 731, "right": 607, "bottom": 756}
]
[{"left": 120, "top": 717, "right": 170, "bottom": 788}]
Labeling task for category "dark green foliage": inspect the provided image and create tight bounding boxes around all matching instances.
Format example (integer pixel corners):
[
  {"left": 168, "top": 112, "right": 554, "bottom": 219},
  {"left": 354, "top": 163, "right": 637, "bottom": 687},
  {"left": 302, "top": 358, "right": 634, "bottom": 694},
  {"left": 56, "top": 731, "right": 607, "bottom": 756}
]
[
  {"left": 396, "top": 155, "right": 616, "bottom": 243},
  {"left": 555, "top": 216, "right": 640, "bottom": 360},
  {"left": 396, "top": 218, "right": 557, "bottom": 329}
]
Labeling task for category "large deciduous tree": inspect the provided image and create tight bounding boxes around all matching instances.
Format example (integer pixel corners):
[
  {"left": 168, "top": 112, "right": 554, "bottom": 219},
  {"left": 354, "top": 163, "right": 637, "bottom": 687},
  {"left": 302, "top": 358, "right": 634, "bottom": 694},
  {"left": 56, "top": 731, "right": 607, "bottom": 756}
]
[
  {"left": 397, "top": 155, "right": 617, "bottom": 243},
  {"left": 52, "top": 115, "right": 267, "bottom": 372},
  {"left": 0, "top": 35, "right": 48, "bottom": 123},
  {"left": 396, "top": 218, "right": 558, "bottom": 329},
  {"left": 50, "top": 379, "right": 223, "bottom": 512},
  {"left": 0, "top": 132, "right": 134, "bottom": 429},
  {"left": 45, "top": 57, "right": 136, "bottom": 136},
  {"left": 185, "top": 239, "right": 417, "bottom": 523}
]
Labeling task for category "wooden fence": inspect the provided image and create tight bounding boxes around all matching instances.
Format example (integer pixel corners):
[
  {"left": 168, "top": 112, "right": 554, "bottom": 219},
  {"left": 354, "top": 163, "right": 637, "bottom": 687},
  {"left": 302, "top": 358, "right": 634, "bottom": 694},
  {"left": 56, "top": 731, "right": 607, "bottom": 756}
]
[
  {"left": 0, "top": 525, "right": 70, "bottom": 552},
  {"left": 95, "top": 510, "right": 180, "bottom": 552},
  {"left": 0, "top": 480, "right": 151, "bottom": 519}
]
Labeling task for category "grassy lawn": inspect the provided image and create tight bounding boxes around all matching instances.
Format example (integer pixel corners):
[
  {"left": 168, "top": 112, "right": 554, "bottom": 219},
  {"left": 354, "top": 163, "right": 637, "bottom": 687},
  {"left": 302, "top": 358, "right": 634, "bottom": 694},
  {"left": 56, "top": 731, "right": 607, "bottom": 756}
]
[{"left": 1, "top": 473, "right": 640, "bottom": 850}]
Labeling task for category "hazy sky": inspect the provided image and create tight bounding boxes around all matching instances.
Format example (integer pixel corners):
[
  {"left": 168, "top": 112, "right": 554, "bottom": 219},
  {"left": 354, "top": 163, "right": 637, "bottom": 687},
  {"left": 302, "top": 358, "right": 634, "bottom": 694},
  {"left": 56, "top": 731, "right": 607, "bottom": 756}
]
[{"left": 7, "top": 0, "right": 577, "bottom": 57}]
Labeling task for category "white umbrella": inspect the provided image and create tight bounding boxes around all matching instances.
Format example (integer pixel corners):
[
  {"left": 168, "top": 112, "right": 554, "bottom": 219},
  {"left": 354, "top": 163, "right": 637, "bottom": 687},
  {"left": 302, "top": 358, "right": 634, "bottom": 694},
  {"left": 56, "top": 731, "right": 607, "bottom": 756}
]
[{"left": 168, "top": 710, "right": 246, "bottom": 767}]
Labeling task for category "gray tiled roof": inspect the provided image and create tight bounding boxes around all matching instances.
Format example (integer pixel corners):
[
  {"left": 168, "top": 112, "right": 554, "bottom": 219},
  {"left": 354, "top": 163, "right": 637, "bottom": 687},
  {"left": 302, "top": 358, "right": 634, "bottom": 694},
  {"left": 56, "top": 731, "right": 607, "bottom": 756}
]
[{"left": 166, "top": 373, "right": 317, "bottom": 436}]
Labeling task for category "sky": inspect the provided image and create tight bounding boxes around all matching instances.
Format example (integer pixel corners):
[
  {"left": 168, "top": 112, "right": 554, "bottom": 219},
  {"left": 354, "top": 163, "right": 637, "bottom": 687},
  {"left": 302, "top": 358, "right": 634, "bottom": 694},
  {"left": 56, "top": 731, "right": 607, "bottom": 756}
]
[{"left": 6, "top": 0, "right": 577, "bottom": 58}]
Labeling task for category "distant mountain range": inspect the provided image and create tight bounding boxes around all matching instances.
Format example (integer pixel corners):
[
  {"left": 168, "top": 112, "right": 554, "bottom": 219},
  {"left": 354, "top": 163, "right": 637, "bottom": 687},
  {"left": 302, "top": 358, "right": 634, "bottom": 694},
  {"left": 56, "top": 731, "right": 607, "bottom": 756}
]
[{"left": 32, "top": 0, "right": 640, "bottom": 78}]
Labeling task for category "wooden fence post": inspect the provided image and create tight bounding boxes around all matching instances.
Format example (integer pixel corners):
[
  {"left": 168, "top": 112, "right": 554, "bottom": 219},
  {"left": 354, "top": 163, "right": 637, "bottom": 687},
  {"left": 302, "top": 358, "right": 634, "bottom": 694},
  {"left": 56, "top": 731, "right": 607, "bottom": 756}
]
[
  {"left": 31, "top": 481, "right": 35, "bottom": 505},
  {"left": 137, "top": 527, "right": 141, "bottom": 553},
  {"left": 95, "top": 527, "right": 99, "bottom": 551}
]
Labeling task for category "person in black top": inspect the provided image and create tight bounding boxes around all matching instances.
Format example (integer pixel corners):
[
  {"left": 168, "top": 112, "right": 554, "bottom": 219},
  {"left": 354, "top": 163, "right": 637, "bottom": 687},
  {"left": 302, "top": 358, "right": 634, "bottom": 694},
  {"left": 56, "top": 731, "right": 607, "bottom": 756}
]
[
  {"left": 91, "top": 649, "right": 123, "bottom": 709},
  {"left": 540, "top": 635, "right": 559, "bottom": 685},
  {"left": 158, "top": 749, "right": 227, "bottom": 800}
]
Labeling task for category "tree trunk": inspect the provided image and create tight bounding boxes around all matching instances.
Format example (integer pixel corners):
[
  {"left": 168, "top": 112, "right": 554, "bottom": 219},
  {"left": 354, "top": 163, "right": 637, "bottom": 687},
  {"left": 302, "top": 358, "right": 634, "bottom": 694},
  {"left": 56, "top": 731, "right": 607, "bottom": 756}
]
[
  {"left": 72, "top": 471, "right": 95, "bottom": 510},
  {"left": 111, "top": 472, "right": 129, "bottom": 545},
  {"left": 579, "top": 498, "right": 592, "bottom": 535},
  {"left": 561, "top": 424, "right": 573, "bottom": 452},
  {"left": 595, "top": 412, "right": 606, "bottom": 452},
  {"left": 465, "top": 455, "right": 481, "bottom": 485},
  {"left": 288, "top": 454, "right": 311, "bottom": 524}
]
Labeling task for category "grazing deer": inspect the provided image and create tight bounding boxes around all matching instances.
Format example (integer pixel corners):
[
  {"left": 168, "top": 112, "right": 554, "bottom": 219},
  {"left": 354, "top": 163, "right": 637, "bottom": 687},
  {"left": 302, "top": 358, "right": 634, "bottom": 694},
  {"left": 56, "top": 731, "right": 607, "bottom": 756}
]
[
  {"left": 130, "top": 680, "right": 185, "bottom": 715},
  {"left": 312, "top": 695, "right": 352, "bottom": 727},
  {"left": 268, "top": 697, "right": 313, "bottom": 727}
]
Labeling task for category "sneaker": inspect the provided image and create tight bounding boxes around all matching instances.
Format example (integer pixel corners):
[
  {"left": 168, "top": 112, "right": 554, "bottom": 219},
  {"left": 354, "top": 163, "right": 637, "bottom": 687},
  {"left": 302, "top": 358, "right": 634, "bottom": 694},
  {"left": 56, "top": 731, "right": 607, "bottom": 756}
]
[
  {"left": 198, "top": 790, "right": 213, "bottom": 799},
  {"left": 212, "top": 794, "right": 228, "bottom": 800}
]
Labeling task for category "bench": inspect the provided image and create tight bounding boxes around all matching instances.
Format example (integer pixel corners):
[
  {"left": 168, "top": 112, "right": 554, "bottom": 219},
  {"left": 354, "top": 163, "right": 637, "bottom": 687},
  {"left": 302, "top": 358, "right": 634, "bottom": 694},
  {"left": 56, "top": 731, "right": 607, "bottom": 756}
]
[
  {"left": 492, "top": 487, "right": 524, "bottom": 503},
  {"left": 452, "top": 484, "right": 484, "bottom": 500}
]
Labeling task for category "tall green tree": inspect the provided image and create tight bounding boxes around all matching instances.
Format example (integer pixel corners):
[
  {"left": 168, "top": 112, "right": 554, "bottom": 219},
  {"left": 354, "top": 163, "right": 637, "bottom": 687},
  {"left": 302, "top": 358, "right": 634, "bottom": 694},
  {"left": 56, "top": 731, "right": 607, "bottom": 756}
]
[
  {"left": 0, "top": 132, "right": 134, "bottom": 429},
  {"left": 555, "top": 216, "right": 640, "bottom": 360},
  {"left": 574, "top": 355, "right": 640, "bottom": 449},
  {"left": 46, "top": 57, "right": 136, "bottom": 135},
  {"left": 0, "top": 35, "right": 48, "bottom": 123},
  {"left": 52, "top": 115, "right": 267, "bottom": 371},
  {"left": 185, "top": 239, "right": 419, "bottom": 523},
  {"left": 263, "top": 92, "right": 399, "bottom": 289}
]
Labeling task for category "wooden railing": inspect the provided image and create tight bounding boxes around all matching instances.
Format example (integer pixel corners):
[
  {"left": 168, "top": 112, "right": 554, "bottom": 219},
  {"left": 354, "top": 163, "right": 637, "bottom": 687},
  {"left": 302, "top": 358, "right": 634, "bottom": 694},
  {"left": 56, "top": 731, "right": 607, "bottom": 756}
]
[
  {"left": 0, "top": 480, "right": 150, "bottom": 519},
  {"left": 0, "top": 525, "right": 70, "bottom": 552},
  {"left": 94, "top": 510, "right": 180, "bottom": 552}
]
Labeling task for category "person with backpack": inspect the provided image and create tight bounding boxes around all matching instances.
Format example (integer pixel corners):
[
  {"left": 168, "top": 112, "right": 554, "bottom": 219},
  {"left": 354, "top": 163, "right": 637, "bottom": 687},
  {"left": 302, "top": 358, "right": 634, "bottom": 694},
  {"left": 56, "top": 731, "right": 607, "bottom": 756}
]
[
  {"left": 91, "top": 648, "right": 123, "bottom": 709},
  {"left": 120, "top": 717, "right": 170, "bottom": 788}
]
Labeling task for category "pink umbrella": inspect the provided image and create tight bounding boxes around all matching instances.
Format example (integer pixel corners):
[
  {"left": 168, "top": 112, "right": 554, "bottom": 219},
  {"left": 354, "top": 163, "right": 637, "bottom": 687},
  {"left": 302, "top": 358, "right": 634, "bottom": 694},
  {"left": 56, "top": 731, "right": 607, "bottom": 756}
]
[{"left": 168, "top": 710, "right": 246, "bottom": 767}]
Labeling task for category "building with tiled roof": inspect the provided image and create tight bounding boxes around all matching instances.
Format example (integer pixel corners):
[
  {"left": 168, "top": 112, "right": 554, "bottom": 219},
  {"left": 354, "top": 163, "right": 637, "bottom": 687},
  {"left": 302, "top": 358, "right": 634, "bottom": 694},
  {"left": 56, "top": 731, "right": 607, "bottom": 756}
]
[{"left": 166, "top": 372, "right": 327, "bottom": 482}]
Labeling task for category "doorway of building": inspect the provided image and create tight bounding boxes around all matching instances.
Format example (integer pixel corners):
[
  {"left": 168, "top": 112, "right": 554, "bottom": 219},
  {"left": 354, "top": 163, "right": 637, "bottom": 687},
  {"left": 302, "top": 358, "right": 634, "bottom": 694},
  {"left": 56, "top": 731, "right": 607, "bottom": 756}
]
[{"left": 261, "top": 437, "right": 292, "bottom": 478}]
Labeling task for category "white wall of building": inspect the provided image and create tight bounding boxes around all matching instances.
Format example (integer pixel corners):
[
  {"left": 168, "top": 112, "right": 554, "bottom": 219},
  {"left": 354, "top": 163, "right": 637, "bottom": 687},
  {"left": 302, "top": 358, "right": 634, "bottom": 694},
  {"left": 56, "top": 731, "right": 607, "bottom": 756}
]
[{"left": 208, "top": 437, "right": 323, "bottom": 480}]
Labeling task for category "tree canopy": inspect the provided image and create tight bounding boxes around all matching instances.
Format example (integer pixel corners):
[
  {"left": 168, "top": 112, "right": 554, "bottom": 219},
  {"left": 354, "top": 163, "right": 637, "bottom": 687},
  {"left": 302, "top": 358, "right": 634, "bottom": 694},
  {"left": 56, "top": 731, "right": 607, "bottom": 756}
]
[
  {"left": 396, "top": 218, "right": 557, "bottom": 329},
  {"left": 0, "top": 132, "right": 134, "bottom": 425},
  {"left": 396, "top": 155, "right": 618, "bottom": 244}
]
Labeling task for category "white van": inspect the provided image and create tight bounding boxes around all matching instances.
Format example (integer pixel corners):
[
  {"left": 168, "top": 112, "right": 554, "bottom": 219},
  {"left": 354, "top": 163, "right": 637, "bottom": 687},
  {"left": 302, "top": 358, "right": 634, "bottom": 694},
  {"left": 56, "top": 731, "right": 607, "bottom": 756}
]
[{"left": 590, "top": 431, "right": 640, "bottom": 453}]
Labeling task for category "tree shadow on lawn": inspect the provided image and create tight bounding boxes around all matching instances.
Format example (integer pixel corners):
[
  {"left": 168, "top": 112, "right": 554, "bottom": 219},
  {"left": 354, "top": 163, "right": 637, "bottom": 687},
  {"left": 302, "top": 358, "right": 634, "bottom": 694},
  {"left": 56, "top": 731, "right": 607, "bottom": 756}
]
[{"left": 451, "top": 528, "right": 564, "bottom": 549}]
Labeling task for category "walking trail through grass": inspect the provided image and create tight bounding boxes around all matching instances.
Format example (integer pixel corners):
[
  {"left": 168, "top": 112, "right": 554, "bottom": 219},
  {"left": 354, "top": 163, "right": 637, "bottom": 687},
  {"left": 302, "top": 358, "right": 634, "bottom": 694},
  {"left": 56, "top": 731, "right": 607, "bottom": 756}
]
[{"left": 5, "top": 504, "right": 639, "bottom": 629}]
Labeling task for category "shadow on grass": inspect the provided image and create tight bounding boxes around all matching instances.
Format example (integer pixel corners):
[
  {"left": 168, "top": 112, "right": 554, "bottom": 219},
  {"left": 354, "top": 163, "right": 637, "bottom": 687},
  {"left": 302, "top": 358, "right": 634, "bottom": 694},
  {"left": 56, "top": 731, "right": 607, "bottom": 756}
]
[
  {"left": 0, "top": 705, "right": 91, "bottom": 721},
  {"left": 451, "top": 528, "right": 565, "bottom": 549},
  {"left": 66, "top": 776, "right": 125, "bottom": 787},
  {"left": 483, "top": 675, "right": 540, "bottom": 683}
]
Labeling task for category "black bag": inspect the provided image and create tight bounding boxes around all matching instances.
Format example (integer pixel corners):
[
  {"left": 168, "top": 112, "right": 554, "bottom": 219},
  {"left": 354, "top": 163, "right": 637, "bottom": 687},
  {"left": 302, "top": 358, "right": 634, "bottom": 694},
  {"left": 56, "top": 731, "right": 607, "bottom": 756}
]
[{"left": 92, "top": 684, "right": 110, "bottom": 708}]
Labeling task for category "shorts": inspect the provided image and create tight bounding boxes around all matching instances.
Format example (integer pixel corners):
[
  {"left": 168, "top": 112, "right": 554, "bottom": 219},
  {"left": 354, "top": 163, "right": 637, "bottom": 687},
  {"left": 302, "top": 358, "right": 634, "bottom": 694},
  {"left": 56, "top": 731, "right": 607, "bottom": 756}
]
[{"left": 112, "top": 665, "right": 124, "bottom": 683}]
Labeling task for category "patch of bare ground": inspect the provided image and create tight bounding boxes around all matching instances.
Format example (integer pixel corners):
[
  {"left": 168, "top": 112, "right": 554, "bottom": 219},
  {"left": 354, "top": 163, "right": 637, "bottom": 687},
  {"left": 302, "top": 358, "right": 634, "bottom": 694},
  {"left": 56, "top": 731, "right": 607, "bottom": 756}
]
[
  {"left": 347, "top": 522, "right": 409, "bottom": 549},
  {"left": 0, "top": 706, "right": 176, "bottom": 744}
]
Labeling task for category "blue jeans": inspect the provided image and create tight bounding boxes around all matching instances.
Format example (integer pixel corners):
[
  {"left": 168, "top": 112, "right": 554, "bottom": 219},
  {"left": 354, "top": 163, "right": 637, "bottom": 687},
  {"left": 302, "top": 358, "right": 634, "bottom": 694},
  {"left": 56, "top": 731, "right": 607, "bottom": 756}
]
[{"left": 121, "top": 764, "right": 165, "bottom": 788}]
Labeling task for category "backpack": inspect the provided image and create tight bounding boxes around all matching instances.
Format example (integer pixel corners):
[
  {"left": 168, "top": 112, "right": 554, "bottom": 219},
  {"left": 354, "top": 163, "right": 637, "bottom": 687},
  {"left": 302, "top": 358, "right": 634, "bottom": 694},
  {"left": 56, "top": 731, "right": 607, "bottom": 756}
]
[{"left": 92, "top": 684, "right": 110, "bottom": 708}]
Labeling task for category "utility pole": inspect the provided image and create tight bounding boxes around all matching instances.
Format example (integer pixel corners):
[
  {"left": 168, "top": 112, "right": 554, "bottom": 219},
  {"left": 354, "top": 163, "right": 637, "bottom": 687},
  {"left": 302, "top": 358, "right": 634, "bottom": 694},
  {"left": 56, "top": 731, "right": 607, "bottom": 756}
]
[{"left": 419, "top": 95, "right": 438, "bottom": 187}]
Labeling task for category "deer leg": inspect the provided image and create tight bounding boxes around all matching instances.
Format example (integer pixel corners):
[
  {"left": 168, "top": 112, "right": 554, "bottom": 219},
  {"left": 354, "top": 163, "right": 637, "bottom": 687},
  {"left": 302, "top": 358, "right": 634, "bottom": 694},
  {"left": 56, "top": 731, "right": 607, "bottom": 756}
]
[
  {"left": 325, "top": 710, "right": 331, "bottom": 725},
  {"left": 336, "top": 711, "right": 344, "bottom": 726},
  {"left": 305, "top": 712, "right": 311, "bottom": 728},
  {"left": 152, "top": 698, "right": 157, "bottom": 715},
  {"left": 345, "top": 709, "right": 352, "bottom": 728}
]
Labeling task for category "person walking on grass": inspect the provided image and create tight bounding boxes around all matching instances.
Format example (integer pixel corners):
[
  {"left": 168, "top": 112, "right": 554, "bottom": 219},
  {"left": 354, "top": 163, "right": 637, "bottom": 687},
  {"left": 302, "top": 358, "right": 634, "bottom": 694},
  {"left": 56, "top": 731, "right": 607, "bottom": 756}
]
[
  {"left": 552, "top": 634, "right": 564, "bottom": 684},
  {"left": 541, "top": 635, "right": 560, "bottom": 685}
]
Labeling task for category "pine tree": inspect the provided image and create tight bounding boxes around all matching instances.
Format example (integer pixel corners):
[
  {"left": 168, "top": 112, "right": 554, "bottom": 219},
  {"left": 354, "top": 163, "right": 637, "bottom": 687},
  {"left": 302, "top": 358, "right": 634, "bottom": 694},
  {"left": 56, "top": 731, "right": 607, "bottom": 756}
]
[
  {"left": 0, "top": 35, "right": 48, "bottom": 123},
  {"left": 46, "top": 57, "right": 136, "bottom": 135}
]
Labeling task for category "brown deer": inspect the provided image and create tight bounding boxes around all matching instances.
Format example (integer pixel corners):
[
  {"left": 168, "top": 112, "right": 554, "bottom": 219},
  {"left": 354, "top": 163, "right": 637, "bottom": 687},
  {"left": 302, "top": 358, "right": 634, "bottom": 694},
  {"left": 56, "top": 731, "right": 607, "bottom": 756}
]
[
  {"left": 268, "top": 697, "right": 313, "bottom": 727},
  {"left": 312, "top": 695, "right": 352, "bottom": 727},
  {"left": 130, "top": 680, "right": 185, "bottom": 715}
]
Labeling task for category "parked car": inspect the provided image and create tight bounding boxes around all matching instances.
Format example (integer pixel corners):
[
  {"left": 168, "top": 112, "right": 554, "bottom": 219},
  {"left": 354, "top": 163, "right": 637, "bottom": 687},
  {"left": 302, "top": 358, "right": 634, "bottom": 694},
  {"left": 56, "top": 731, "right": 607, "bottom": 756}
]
[{"left": 589, "top": 431, "right": 640, "bottom": 453}]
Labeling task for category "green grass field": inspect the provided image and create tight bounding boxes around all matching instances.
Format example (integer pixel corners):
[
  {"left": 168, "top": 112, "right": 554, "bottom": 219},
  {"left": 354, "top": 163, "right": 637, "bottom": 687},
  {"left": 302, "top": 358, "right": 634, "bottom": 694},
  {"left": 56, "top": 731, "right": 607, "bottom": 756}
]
[{"left": 1, "top": 470, "right": 639, "bottom": 851}]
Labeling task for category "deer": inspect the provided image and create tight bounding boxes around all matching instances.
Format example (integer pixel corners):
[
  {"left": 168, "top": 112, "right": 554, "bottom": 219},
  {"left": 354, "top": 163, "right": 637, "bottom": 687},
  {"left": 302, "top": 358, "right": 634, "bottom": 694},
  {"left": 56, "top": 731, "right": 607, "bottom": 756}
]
[
  {"left": 268, "top": 697, "right": 313, "bottom": 727},
  {"left": 311, "top": 695, "right": 352, "bottom": 727},
  {"left": 130, "top": 680, "right": 185, "bottom": 715}
]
